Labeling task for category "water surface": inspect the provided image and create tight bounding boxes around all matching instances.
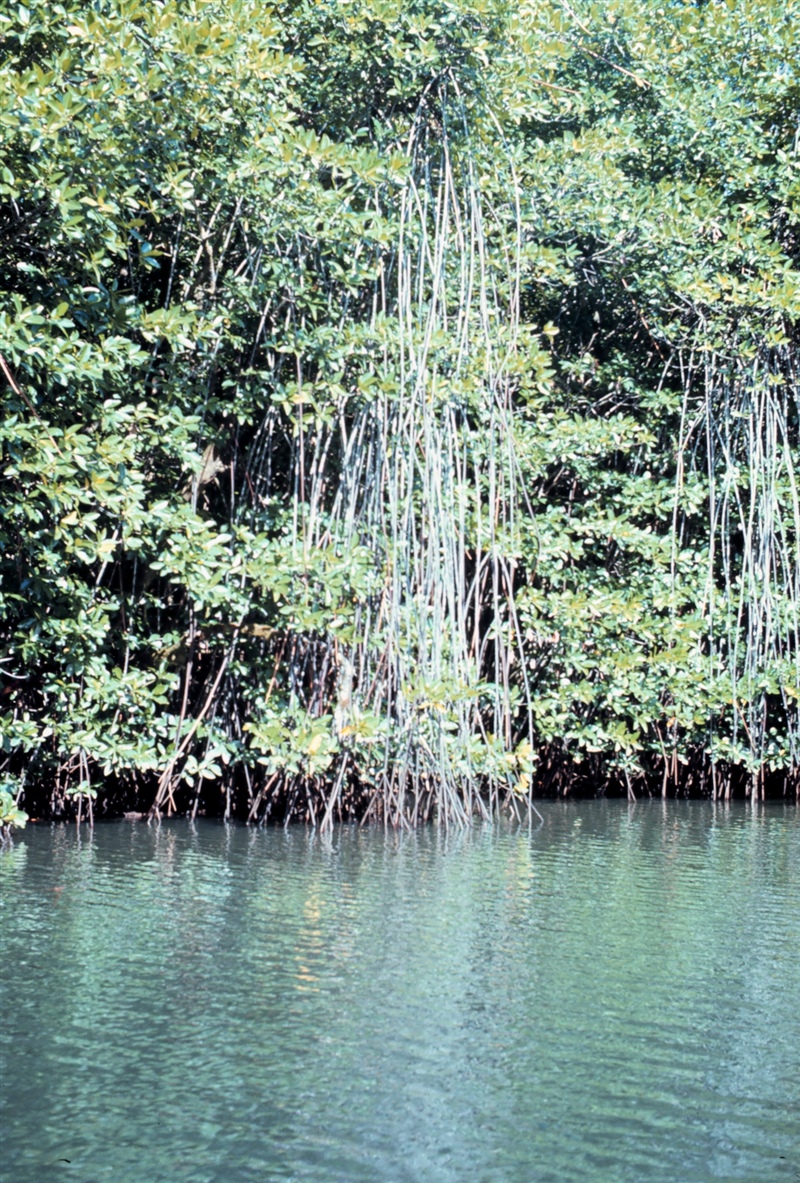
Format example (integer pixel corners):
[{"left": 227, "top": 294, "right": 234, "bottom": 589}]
[{"left": 2, "top": 802, "right": 799, "bottom": 1182}]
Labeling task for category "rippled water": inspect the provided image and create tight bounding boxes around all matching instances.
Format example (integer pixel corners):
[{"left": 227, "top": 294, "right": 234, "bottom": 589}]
[{"left": 2, "top": 802, "right": 799, "bottom": 1183}]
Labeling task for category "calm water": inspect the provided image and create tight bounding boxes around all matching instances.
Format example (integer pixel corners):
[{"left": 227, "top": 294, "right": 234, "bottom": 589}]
[{"left": 1, "top": 803, "right": 799, "bottom": 1183}]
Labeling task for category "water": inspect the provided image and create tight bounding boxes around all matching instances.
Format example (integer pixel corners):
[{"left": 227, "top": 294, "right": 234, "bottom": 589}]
[{"left": 1, "top": 802, "right": 799, "bottom": 1183}]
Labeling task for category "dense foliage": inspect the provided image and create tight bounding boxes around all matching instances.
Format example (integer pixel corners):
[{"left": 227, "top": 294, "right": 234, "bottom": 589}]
[{"left": 1, "top": 0, "right": 798, "bottom": 822}]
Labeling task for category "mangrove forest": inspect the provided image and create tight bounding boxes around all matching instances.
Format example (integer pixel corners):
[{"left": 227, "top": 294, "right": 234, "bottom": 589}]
[{"left": 1, "top": 0, "right": 799, "bottom": 827}]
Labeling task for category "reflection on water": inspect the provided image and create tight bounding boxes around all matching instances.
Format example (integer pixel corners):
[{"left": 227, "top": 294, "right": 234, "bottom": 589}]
[{"left": 2, "top": 802, "right": 799, "bottom": 1183}]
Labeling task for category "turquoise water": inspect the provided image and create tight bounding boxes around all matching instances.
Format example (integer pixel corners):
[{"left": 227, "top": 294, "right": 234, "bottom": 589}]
[{"left": 1, "top": 802, "right": 799, "bottom": 1183}]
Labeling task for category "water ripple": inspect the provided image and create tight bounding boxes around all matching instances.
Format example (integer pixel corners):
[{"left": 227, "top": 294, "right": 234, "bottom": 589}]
[{"left": 2, "top": 802, "right": 799, "bottom": 1183}]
